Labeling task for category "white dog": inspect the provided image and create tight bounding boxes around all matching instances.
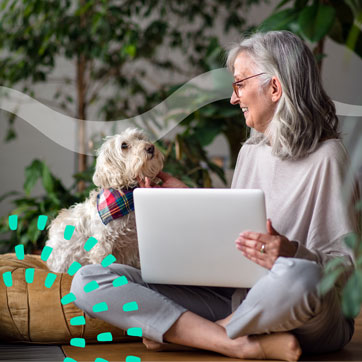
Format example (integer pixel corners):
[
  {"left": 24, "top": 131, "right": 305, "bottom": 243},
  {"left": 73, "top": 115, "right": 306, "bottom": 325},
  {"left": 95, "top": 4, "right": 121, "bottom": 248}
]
[{"left": 45, "top": 128, "right": 164, "bottom": 273}]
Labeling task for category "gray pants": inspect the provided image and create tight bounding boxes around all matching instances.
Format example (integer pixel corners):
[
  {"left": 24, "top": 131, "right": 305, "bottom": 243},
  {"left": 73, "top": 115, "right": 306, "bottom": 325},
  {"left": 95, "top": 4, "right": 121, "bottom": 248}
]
[{"left": 70, "top": 257, "right": 353, "bottom": 354}]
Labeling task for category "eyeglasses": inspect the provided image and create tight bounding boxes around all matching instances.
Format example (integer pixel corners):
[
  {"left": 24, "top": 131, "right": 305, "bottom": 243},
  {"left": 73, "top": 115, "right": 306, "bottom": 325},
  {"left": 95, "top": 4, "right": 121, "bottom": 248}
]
[{"left": 232, "top": 72, "right": 265, "bottom": 97}]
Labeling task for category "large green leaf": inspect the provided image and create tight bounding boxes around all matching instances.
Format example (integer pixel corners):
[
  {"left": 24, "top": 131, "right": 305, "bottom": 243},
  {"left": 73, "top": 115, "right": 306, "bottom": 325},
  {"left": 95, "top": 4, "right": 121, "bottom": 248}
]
[
  {"left": 298, "top": 2, "right": 336, "bottom": 42},
  {"left": 318, "top": 267, "right": 344, "bottom": 295},
  {"left": 194, "top": 123, "right": 222, "bottom": 147},
  {"left": 41, "top": 162, "right": 55, "bottom": 195},
  {"left": 344, "top": 233, "right": 359, "bottom": 250},
  {"left": 274, "top": 0, "right": 294, "bottom": 11},
  {"left": 24, "top": 159, "right": 43, "bottom": 195},
  {"left": 342, "top": 270, "right": 362, "bottom": 318},
  {"left": 259, "top": 8, "right": 299, "bottom": 32}
]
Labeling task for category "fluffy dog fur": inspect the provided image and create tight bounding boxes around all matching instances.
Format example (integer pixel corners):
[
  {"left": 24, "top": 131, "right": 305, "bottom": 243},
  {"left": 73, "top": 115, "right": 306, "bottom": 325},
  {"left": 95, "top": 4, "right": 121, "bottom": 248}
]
[{"left": 46, "top": 128, "right": 164, "bottom": 273}]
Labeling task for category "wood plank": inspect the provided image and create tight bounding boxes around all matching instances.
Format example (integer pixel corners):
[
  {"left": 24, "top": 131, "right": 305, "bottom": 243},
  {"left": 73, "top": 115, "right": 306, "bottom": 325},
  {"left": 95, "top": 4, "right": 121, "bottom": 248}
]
[
  {"left": 62, "top": 311, "right": 362, "bottom": 362},
  {"left": 62, "top": 342, "right": 254, "bottom": 362},
  {"left": 0, "top": 344, "right": 65, "bottom": 361}
]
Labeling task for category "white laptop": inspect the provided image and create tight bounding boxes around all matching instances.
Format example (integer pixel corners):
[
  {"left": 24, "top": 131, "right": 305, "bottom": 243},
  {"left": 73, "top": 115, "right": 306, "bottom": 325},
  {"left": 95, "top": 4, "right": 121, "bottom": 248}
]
[{"left": 133, "top": 188, "right": 268, "bottom": 288}]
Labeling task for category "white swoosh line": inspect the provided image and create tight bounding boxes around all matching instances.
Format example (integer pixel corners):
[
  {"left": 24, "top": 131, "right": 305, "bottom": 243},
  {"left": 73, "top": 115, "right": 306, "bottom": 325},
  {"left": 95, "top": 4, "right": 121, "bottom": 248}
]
[
  {"left": 334, "top": 101, "right": 362, "bottom": 117},
  {"left": 0, "top": 68, "right": 361, "bottom": 155}
]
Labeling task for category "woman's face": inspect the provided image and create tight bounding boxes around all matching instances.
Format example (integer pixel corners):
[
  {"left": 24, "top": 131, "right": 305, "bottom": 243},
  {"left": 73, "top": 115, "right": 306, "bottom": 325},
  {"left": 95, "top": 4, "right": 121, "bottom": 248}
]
[{"left": 230, "top": 52, "right": 278, "bottom": 133}]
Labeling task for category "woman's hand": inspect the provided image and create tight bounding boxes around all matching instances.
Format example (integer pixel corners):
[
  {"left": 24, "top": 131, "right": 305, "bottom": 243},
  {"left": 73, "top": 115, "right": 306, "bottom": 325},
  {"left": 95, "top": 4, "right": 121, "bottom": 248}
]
[
  {"left": 138, "top": 171, "right": 188, "bottom": 189},
  {"left": 235, "top": 219, "right": 298, "bottom": 270}
]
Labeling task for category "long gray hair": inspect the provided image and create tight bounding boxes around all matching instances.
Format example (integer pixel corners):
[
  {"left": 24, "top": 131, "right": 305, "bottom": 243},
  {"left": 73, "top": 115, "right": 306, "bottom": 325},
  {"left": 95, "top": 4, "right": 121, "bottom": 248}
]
[{"left": 227, "top": 31, "right": 339, "bottom": 160}]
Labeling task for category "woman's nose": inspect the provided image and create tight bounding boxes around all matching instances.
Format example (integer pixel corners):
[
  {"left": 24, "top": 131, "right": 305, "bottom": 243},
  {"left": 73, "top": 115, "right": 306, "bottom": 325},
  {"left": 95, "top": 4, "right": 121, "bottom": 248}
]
[{"left": 230, "top": 91, "right": 239, "bottom": 105}]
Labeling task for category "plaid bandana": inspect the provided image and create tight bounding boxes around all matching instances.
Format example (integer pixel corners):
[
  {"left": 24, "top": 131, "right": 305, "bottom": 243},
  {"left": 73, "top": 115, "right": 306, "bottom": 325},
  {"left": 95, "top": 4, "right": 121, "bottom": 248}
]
[{"left": 97, "top": 187, "right": 136, "bottom": 225}]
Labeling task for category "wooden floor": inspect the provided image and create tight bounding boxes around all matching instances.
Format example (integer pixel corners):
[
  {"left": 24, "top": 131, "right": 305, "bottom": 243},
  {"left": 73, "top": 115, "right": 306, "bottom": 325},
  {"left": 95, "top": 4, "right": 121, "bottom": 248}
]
[
  {"left": 0, "top": 344, "right": 65, "bottom": 361},
  {"left": 62, "top": 311, "right": 362, "bottom": 362}
]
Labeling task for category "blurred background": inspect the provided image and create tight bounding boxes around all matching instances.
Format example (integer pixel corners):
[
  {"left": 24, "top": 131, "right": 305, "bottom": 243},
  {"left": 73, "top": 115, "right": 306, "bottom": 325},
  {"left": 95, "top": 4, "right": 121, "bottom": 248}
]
[{"left": 0, "top": 0, "right": 362, "bottom": 254}]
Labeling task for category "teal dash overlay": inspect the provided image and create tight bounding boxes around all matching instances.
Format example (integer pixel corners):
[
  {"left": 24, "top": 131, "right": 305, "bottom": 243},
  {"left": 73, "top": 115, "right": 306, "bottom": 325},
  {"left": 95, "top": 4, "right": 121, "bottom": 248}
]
[
  {"left": 3, "top": 271, "right": 12, "bottom": 287},
  {"left": 126, "top": 356, "right": 141, "bottom": 362},
  {"left": 84, "top": 280, "right": 99, "bottom": 293},
  {"left": 64, "top": 358, "right": 77, "bottom": 362},
  {"left": 113, "top": 275, "right": 128, "bottom": 287},
  {"left": 25, "top": 268, "right": 35, "bottom": 284},
  {"left": 45, "top": 273, "right": 57, "bottom": 288},
  {"left": 64, "top": 225, "right": 75, "bottom": 240},
  {"left": 61, "top": 293, "right": 76, "bottom": 305},
  {"left": 41, "top": 246, "right": 53, "bottom": 262},
  {"left": 123, "top": 301, "right": 138, "bottom": 312},
  {"left": 9, "top": 215, "right": 18, "bottom": 231},
  {"left": 127, "top": 328, "right": 142, "bottom": 337},
  {"left": 70, "top": 338, "right": 86, "bottom": 348},
  {"left": 97, "top": 332, "right": 113, "bottom": 342},
  {"left": 95, "top": 358, "right": 109, "bottom": 362},
  {"left": 15, "top": 245, "right": 24, "bottom": 260},
  {"left": 70, "top": 316, "right": 86, "bottom": 326},
  {"left": 101, "top": 254, "right": 116, "bottom": 268},
  {"left": 37, "top": 215, "right": 48, "bottom": 230},
  {"left": 93, "top": 302, "right": 108, "bottom": 313},
  {"left": 67, "top": 262, "right": 82, "bottom": 276},
  {"left": 84, "top": 237, "right": 98, "bottom": 252}
]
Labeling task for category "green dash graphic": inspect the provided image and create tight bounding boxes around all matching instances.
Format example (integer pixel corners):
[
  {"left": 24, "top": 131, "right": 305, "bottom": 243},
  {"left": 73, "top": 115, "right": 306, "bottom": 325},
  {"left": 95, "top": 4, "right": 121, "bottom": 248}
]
[
  {"left": 37, "top": 215, "right": 48, "bottom": 230},
  {"left": 67, "top": 261, "right": 82, "bottom": 276},
  {"left": 45, "top": 273, "right": 57, "bottom": 288},
  {"left": 61, "top": 293, "right": 76, "bottom": 305},
  {"left": 93, "top": 302, "right": 108, "bottom": 313},
  {"left": 9, "top": 215, "right": 18, "bottom": 230},
  {"left": 127, "top": 328, "right": 142, "bottom": 337},
  {"left": 15, "top": 245, "right": 24, "bottom": 260},
  {"left": 97, "top": 332, "right": 113, "bottom": 342},
  {"left": 112, "top": 275, "right": 128, "bottom": 287},
  {"left": 123, "top": 301, "right": 138, "bottom": 312},
  {"left": 84, "top": 236, "right": 98, "bottom": 251},
  {"left": 25, "top": 268, "right": 34, "bottom": 284},
  {"left": 2, "top": 271, "right": 12, "bottom": 287},
  {"left": 70, "top": 338, "right": 86, "bottom": 348},
  {"left": 84, "top": 280, "right": 99, "bottom": 293},
  {"left": 64, "top": 225, "right": 75, "bottom": 240},
  {"left": 101, "top": 254, "right": 116, "bottom": 268},
  {"left": 41, "top": 246, "right": 53, "bottom": 261},
  {"left": 70, "top": 316, "right": 86, "bottom": 326}
]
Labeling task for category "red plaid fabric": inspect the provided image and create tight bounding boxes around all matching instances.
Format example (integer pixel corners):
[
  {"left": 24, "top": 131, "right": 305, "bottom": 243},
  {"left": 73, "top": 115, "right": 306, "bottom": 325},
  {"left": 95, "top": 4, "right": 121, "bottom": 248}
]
[{"left": 97, "top": 188, "right": 136, "bottom": 225}]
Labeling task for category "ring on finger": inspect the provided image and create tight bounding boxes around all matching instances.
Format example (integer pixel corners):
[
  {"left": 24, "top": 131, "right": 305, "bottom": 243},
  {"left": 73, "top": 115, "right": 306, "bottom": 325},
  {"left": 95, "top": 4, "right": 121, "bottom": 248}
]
[{"left": 260, "top": 244, "right": 266, "bottom": 254}]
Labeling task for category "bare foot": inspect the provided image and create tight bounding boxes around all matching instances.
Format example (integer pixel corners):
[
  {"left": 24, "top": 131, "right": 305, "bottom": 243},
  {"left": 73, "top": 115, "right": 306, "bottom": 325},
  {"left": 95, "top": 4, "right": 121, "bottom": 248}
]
[
  {"left": 143, "top": 337, "right": 164, "bottom": 351},
  {"left": 229, "top": 332, "right": 302, "bottom": 361}
]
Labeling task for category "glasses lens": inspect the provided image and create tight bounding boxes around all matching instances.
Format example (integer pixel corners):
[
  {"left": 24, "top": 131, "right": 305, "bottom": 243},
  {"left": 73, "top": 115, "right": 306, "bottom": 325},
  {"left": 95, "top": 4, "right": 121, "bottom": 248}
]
[{"left": 233, "top": 83, "right": 239, "bottom": 97}]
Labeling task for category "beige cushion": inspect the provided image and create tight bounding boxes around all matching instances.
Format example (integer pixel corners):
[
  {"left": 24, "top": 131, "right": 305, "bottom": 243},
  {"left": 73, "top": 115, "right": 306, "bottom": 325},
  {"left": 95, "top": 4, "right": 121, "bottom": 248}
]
[{"left": 0, "top": 253, "right": 138, "bottom": 344}]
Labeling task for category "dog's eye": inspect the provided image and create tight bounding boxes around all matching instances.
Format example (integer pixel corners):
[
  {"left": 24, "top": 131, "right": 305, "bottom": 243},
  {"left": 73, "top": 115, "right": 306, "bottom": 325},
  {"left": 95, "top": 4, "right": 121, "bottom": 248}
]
[{"left": 121, "top": 142, "right": 128, "bottom": 149}]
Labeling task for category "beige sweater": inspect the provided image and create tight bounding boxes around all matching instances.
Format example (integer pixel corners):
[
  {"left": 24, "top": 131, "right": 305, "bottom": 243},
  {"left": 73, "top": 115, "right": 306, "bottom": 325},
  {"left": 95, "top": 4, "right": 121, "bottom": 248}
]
[{"left": 231, "top": 139, "right": 359, "bottom": 273}]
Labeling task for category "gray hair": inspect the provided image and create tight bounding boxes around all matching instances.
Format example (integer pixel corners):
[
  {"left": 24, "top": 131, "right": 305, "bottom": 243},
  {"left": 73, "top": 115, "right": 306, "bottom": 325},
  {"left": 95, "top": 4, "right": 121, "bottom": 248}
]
[{"left": 227, "top": 31, "right": 339, "bottom": 160}]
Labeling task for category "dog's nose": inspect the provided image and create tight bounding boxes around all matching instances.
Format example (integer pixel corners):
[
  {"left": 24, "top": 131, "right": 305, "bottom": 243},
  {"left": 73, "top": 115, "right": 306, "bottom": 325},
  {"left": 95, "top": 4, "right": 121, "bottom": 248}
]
[{"left": 146, "top": 145, "right": 154, "bottom": 155}]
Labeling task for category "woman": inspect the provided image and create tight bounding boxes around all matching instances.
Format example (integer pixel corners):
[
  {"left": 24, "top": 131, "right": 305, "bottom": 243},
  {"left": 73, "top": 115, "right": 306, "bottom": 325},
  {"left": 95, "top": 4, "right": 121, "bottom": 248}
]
[{"left": 70, "top": 31, "right": 359, "bottom": 360}]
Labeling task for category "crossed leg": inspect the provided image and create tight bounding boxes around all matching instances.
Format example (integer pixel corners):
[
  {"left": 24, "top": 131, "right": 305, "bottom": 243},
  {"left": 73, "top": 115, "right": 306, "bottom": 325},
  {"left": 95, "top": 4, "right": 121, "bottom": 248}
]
[{"left": 144, "top": 310, "right": 301, "bottom": 361}]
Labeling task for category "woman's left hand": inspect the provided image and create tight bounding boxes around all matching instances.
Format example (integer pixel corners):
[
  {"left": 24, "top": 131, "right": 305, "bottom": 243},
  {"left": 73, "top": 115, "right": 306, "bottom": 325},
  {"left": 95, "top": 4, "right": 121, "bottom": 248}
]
[{"left": 235, "top": 219, "right": 298, "bottom": 270}]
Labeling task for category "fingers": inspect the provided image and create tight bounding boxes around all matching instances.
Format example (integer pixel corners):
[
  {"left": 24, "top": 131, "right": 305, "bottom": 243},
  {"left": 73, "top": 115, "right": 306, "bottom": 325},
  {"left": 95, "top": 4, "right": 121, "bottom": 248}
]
[
  {"left": 157, "top": 171, "right": 170, "bottom": 181},
  {"left": 236, "top": 232, "right": 279, "bottom": 271},
  {"left": 137, "top": 177, "right": 152, "bottom": 188},
  {"left": 236, "top": 235, "right": 265, "bottom": 252},
  {"left": 137, "top": 177, "right": 145, "bottom": 187},
  {"left": 235, "top": 237, "right": 274, "bottom": 270},
  {"left": 240, "top": 231, "right": 272, "bottom": 244},
  {"left": 267, "top": 219, "right": 279, "bottom": 236}
]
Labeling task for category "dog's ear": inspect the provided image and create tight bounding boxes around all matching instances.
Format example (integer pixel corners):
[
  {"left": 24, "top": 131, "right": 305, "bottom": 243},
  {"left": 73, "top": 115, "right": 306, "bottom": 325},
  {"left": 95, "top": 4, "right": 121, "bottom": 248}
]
[
  {"left": 93, "top": 136, "right": 128, "bottom": 189},
  {"left": 93, "top": 152, "right": 127, "bottom": 189}
]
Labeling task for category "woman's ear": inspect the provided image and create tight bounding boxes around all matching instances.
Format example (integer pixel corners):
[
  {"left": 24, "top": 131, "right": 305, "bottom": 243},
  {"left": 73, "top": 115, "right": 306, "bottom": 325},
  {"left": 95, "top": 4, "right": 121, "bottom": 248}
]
[{"left": 270, "top": 76, "right": 282, "bottom": 103}]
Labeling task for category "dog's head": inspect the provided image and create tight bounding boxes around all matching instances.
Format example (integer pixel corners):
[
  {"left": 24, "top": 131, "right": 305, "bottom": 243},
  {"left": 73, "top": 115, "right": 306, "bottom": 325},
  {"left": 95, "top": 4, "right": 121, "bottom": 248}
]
[{"left": 93, "top": 128, "right": 164, "bottom": 189}]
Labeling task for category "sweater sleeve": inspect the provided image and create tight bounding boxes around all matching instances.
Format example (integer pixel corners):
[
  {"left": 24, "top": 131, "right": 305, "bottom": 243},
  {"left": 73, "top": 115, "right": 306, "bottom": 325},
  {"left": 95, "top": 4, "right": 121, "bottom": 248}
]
[{"left": 292, "top": 145, "right": 359, "bottom": 289}]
